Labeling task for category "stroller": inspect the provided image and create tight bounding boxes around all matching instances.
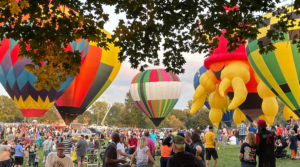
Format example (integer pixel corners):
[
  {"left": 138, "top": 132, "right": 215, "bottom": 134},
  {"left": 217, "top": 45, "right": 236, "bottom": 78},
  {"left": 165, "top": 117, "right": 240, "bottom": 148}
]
[{"left": 275, "top": 136, "right": 291, "bottom": 159}]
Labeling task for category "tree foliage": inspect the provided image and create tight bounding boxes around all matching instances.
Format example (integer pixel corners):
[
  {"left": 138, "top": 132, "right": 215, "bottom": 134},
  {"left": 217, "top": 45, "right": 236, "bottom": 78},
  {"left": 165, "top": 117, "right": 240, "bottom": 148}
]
[
  {"left": 2, "top": 0, "right": 298, "bottom": 90},
  {"left": 88, "top": 101, "right": 109, "bottom": 126},
  {"left": 0, "top": 0, "right": 110, "bottom": 90},
  {"left": 0, "top": 95, "right": 24, "bottom": 122}
]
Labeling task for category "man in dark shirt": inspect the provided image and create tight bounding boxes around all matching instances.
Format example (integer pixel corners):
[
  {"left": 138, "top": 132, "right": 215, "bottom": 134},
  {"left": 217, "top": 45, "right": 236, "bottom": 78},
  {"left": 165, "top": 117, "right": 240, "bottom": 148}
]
[
  {"left": 167, "top": 135, "right": 205, "bottom": 167},
  {"left": 104, "top": 132, "right": 126, "bottom": 167},
  {"left": 256, "top": 119, "right": 275, "bottom": 167},
  {"left": 195, "top": 127, "right": 201, "bottom": 134},
  {"left": 170, "top": 133, "right": 193, "bottom": 155}
]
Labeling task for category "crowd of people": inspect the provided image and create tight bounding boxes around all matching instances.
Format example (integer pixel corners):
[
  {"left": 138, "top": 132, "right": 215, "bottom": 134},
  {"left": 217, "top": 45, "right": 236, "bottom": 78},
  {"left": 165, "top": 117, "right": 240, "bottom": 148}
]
[{"left": 0, "top": 118, "right": 299, "bottom": 167}]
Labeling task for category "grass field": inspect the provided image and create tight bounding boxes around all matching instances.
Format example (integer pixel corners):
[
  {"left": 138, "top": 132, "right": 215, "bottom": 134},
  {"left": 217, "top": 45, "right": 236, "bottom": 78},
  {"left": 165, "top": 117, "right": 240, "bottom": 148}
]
[{"left": 17, "top": 140, "right": 299, "bottom": 167}]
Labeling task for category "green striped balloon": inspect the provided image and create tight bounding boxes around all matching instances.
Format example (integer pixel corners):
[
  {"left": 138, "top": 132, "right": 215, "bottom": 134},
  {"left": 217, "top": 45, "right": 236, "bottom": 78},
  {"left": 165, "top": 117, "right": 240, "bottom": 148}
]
[
  {"left": 246, "top": 4, "right": 300, "bottom": 116},
  {"left": 130, "top": 69, "right": 181, "bottom": 126}
]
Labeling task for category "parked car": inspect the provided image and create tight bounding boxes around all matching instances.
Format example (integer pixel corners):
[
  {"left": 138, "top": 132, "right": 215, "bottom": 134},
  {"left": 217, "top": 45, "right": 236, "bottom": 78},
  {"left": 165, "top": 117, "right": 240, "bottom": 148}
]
[
  {"left": 89, "top": 128, "right": 102, "bottom": 136},
  {"left": 65, "top": 129, "right": 96, "bottom": 139}
]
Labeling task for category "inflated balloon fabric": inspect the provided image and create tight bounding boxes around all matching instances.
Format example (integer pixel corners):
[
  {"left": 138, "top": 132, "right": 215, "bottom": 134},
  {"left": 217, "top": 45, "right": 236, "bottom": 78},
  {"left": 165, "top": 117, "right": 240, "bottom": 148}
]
[
  {"left": 194, "top": 66, "right": 234, "bottom": 127},
  {"left": 130, "top": 69, "right": 181, "bottom": 127},
  {"left": 246, "top": 4, "right": 300, "bottom": 117},
  {"left": 55, "top": 30, "right": 121, "bottom": 125},
  {"left": 0, "top": 38, "right": 75, "bottom": 117}
]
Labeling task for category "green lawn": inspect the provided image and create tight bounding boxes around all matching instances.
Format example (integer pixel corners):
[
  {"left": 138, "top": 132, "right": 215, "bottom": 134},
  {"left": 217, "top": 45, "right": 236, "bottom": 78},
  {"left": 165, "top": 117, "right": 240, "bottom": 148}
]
[{"left": 18, "top": 140, "right": 299, "bottom": 167}]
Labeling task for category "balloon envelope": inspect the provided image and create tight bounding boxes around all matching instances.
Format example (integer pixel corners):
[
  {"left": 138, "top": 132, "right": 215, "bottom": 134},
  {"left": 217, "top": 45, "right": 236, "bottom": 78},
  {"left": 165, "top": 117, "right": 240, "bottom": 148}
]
[
  {"left": 54, "top": 30, "right": 121, "bottom": 125},
  {"left": 246, "top": 5, "right": 300, "bottom": 117},
  {"left": 130, "top": 69, "right": 181, "bottom": 126},
  {"left": 0, "top": 38, "right": 75, "bottom": 117},
  {"left": 194, "top": 66, "right": 234, "bottom": 127}
]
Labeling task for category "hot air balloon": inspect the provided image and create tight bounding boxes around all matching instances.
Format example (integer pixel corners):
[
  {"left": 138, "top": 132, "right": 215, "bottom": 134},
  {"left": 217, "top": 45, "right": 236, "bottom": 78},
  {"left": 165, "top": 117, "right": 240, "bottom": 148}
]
[
  {"left": 194, "top": 66, "right": 234, "bottom": 127},
  {"left": 246, "top": 4, "right": 300, "bottom": 118},
  {"left": 0, "top": 5, "right": 85, "bottom": 117},
  {"left": 191, "top": 27, "right": 279, "bottom": 123},
  {"left": 130, "top": 69, "right": 181, "bottom": 127},
  {"left": 0, "top": 38, "right": 76, "bottom": 117},
  {"left": 55, "top": 30, "right": 121, "bottom": 125},
  {"left": 191, "top": 6, "right": 280, "bottom": 123}
]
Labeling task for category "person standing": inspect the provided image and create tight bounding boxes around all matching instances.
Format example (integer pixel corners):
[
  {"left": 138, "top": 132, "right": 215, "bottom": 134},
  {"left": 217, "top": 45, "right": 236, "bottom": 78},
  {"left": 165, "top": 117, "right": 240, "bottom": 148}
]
[
  {"left": 276, "top": 124, "right": 282, "bottom": 140},
  {"left": 204, "top": 126, "right": 218, "bottom": 167},
  {"left": 160, "top": 137, "right": 172, "bottom": 167},
  {"left": 166, "top": 135, "right": 205, "bottom": 167},
  {"left": 0, "top": 144, "right": 11, "bottom": 167},
  {"left": 103, "top": 132, "right": 127, "bottom": 167},
  {"left": 42, "top": 136, "right": 53, "bottom": 163},
  {"left": 117, "top": 133, "right": 132, "bottom": 167},
  {"left": 27, "top": 139, "right": 37, "bottom": 167},
  {"left": 184, "top": 131, "right": 192, "bottom": 145},
  {"left": 195, "top": 127, "right": 201, "bottom": 135},
  {"left": 63, "top": 135, "right": 73, "bottom": 157},
  {"left": 256, "top": 119, "right": 275, "bottom": 167},
  {"left": 191, "top": 133, "right": 205, "bottom": 163},
  {"left": 159, "top": 130, "right": 164, "bottom": 142},
  {"left": 213, "top": 124, "right": 220, "bottom": 150},
  {"left": 14, "top": 140, "right": 25, "bottom": 167},
  {"left": 150, "top": 130, "right": 157, "bottom": 144},
  {"left": 239, "top": 132, "right": 259, "bottom": 167},
  {"left": 288, "top": 130, "right": 298, "bottom": 160},
  {"left": 133, "top": 136, "right": 159, "bottom": 167},
  {"left": 248, "top": 123, "right": 257, "bottom": 134},
  {"left": 127, "top": 133, "right": 138, "bottom": 154},
  {"left": 45, "top": 143, "right": 74, "bottom": 167},
  {"left": 138, "top": 131, "right": 156, "bottom": 167},
  {"left": 77, "top": 135, "right": 88, "bottom": 167},
  {"left": 238, "top": 121, "right": 247, "bottom": 148}
]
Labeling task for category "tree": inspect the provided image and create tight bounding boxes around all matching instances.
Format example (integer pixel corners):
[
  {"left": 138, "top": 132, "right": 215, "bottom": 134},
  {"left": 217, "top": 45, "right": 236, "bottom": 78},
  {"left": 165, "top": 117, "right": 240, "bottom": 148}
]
[
  {"left": 34, "top": 106, "right": 60, "bottom": 124},
  {"left": 119, "top": 91, "right": 154, "bottom": 128},
  {"left": 2, "top": 0, "right": 296, "bottom": 89},
  {"left": 76, "top": 111, "right": 92, "bottom": 125},
  {"left": 0, "top": 0, "right": 110, "bottom": 89},
  {"left": 0, "top": 95, "right": 24, "bottom": 122},
  {"left": 106, "top": 102, "right": 124, "bottom": 126},
  {"left": 88, "top": 101, "right": 109, "bottom": 126}
]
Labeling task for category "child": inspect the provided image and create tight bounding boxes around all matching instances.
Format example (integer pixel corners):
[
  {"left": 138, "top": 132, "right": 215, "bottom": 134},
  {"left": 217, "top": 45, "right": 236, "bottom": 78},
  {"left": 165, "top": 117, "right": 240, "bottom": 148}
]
[
  {"left": 288, "top": 130, "right": 298, "bottom": 160},
  {"left": 35, "top": 154, "right": 39, "bottom": 167},
  {"left": 222, "top": 132, "right": 227, "bottom": 149},
  {"left": 275, "top": 139, "right": 282, "bottom": 147}
]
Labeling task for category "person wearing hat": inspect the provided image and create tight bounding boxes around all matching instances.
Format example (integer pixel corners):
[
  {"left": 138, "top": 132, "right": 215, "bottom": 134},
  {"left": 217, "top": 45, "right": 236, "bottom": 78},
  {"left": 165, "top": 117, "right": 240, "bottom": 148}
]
[
  {"left": 42, "top": 136, "right": 53, "bottom": 163},
  {"left": 256, "top": 119, "right": 275, "bottom": 167},
  {"left": 76, "top": 135, "right": 87, "bottom": 167},
  {"left": 45, "top": 143, "right": 74, "bottom": 167},
  {"left": 170, "top": 133, "right": 193, "bottom": 155},
  {"left": 166, "top": 135, "right": 205, "bottom": 167},
  {"left": 63, "top": 135, "right": 73, "bottom": 157},
  {"left": 14, "top": 139, "right": 25, "bottom": 167},
  {"left": 204, "top": 126, "right": 218, "bottom": 167}
]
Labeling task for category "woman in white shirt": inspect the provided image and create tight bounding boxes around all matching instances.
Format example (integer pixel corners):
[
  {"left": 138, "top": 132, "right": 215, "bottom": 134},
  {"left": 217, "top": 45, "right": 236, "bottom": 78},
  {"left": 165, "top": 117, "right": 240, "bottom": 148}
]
[{"left": 132, "top": 136, "right": 158, "bottom": 167}]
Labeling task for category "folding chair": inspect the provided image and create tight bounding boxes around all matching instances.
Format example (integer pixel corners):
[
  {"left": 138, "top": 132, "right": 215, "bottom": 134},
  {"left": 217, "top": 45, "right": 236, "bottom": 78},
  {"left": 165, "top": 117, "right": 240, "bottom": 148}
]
[{"left": 87, "top": 154, "right": 98, "bottom": 166}]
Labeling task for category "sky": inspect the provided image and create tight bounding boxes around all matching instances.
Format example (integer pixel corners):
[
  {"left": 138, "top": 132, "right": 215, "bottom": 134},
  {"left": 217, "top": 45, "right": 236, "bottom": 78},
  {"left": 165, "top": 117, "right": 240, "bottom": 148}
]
[{"left": 0, "top": 1, "right": 290, "bottom": 110}]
